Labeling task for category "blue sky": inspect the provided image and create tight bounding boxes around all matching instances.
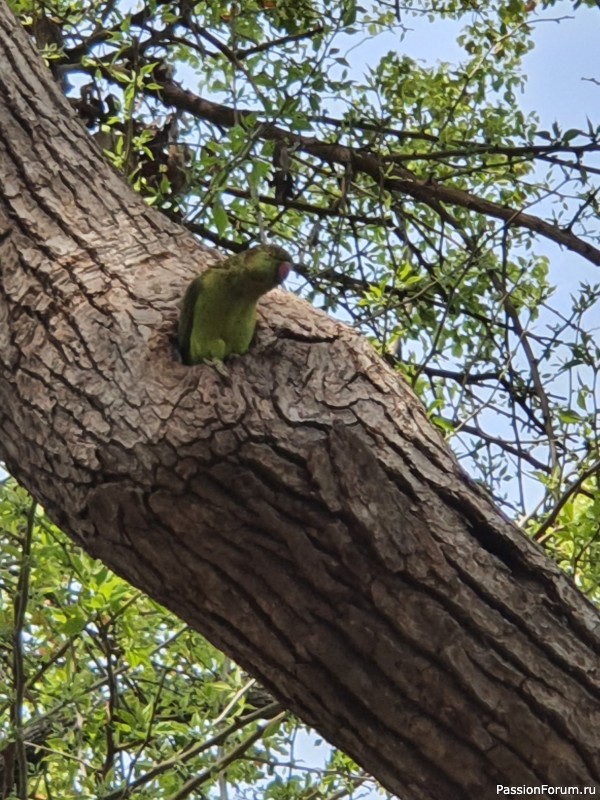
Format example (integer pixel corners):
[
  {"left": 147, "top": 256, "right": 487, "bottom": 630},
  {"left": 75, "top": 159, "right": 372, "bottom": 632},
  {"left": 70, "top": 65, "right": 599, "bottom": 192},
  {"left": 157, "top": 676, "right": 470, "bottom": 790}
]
[
  {"left": 356, "top": 5, "right": 599, "bottom": 131},
  {"left": 521, "top": 6, "right": 599, "bottom": 130}
]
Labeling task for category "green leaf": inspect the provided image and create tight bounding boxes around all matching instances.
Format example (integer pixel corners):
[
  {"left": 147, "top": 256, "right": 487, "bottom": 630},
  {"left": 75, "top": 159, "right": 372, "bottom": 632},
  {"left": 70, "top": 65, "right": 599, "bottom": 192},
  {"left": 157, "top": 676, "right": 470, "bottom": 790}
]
[{"left": 212, "top": 200, "right": 229, "bottom": 236}]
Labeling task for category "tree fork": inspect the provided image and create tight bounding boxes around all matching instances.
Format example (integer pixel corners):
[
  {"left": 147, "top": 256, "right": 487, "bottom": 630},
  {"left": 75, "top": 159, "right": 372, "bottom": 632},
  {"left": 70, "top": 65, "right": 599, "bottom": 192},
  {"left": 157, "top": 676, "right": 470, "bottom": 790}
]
[{"left": 0, "top": 6, "right": 598, "bottom": 799}]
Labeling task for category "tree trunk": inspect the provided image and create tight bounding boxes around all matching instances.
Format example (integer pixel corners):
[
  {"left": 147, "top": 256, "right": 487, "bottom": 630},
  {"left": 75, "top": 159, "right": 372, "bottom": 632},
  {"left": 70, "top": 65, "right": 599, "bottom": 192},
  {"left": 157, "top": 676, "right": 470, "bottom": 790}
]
[{"left": 0, "top": 7, "right": 599, "bottom": 798}]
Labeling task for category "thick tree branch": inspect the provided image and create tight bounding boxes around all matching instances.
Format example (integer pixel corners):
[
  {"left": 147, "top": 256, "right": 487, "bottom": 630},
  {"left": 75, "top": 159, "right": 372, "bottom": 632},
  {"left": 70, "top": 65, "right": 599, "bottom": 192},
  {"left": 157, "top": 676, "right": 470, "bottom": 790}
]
[{"left": 150, "top": 81, "right": 600, "bottom": 266}]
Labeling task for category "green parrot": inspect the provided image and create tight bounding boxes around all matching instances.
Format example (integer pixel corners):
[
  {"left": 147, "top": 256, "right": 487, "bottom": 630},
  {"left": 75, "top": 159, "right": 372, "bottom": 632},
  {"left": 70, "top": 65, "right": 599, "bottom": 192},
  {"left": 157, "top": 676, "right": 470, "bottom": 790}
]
[{"left": 178, "top": 244, "right": 293, "bottom": 365}]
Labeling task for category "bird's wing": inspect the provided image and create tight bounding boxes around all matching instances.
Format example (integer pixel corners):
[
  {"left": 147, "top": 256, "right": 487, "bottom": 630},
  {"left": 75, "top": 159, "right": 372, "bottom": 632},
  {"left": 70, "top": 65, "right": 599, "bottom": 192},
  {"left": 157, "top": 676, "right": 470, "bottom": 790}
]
[{"left": 178, "top": 275, "right": 204, "bottom": 364}]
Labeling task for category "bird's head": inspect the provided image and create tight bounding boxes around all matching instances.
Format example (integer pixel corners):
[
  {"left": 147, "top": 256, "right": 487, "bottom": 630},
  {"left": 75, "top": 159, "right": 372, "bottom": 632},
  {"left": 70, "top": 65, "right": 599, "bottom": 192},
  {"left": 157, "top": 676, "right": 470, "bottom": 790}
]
[{"left": 243, "top": 244, "right": 293, "bottom": 291}]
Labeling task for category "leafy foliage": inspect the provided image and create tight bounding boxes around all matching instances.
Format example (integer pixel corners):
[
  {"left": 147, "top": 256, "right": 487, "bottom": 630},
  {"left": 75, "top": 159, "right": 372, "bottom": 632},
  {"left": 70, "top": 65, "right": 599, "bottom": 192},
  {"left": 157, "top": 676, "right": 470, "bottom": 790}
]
[{"left": 0, "top": 479, "right": 384, "bottom": 799}]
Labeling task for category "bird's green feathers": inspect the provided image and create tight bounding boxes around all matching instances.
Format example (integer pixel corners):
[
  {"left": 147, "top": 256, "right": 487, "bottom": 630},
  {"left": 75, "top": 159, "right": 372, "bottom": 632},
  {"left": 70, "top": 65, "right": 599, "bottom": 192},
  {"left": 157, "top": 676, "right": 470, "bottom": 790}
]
[{"left": 178, "top": 244, "right": 292, "bottom": 365}]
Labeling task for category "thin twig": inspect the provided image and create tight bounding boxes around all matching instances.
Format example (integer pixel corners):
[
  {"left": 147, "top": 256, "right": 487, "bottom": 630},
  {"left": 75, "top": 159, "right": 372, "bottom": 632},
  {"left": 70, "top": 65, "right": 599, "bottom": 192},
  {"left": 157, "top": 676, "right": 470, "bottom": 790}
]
[
  {"left": 167, "top": 711, "right": 287, "bottom": 800},
  {"left": 533, "top": 461, "right": 600, "bottom": 542},
  {"left": 12, "top": 498, "right": 36, "bottom": 800}
]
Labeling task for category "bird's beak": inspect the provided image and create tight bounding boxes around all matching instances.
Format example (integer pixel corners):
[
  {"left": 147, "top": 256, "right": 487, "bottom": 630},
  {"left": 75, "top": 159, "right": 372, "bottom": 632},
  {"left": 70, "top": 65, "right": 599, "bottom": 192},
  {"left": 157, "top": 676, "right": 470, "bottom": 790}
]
[{"left": 277, "top": 262, "right": 292, "bottom": 284}]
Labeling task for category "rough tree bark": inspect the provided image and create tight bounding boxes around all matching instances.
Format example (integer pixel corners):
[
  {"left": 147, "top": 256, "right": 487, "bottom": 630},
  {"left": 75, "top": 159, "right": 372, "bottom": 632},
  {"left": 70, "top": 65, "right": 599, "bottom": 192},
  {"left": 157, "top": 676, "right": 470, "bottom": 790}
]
[{"left": 0, "top": 6, "right": 599, "bottom": 798}]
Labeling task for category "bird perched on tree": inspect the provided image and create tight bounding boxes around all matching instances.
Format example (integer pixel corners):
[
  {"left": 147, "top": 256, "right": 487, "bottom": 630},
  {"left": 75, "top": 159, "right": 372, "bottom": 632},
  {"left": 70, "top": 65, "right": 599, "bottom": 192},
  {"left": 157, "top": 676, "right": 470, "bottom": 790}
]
[{"left": 178, "top": 244, "right": 293, "bottom": 365}]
